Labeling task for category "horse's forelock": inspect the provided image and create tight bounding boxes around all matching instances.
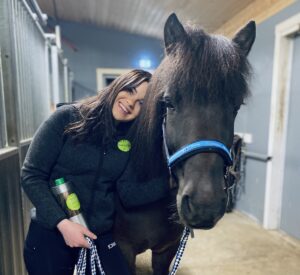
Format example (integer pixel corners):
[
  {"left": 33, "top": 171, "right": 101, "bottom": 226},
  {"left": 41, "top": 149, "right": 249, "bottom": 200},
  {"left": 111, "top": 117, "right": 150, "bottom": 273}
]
[{"left": 169, "top": 26, "right": 251, "bottom": 104}]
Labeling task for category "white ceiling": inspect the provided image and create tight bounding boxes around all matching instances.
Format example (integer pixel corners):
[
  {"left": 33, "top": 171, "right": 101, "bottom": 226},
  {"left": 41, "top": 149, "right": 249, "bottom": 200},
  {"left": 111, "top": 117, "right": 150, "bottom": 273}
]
[{"left": 36, "top": 0, "right": 254, "bottom": 39}]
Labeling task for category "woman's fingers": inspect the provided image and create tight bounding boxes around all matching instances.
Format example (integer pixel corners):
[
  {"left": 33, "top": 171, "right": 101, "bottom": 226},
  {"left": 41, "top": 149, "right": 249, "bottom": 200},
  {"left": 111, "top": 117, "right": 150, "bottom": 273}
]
[
  {"left": 57, "top": 219, "right": 97, "bottom": 248},
  {"left": 78, "top": 236, "right": 91, "bottom": 249},
  {"left": 67, "top": 234, "right": 90, "bottom": 248},
  {"left": 82, "top": 227, "right": 97, "bottom": 240}
]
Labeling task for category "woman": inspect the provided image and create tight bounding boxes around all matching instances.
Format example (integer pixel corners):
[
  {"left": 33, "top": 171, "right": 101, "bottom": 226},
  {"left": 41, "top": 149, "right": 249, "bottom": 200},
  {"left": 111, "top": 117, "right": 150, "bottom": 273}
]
[{"left": 21, "top": 69, "right": 151, "bottom": 275}]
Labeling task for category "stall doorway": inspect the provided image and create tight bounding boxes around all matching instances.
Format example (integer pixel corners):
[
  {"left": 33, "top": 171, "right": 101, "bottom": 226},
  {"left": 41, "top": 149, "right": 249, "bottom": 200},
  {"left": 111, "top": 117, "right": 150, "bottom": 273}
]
[{"left": 280, "top": 34, "right": 300, "bottom": 240}]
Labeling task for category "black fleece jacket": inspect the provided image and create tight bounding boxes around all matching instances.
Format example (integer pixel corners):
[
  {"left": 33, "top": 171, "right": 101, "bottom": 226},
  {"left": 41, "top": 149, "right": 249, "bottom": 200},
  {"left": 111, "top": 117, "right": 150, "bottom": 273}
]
[{"left": 21, "top": 104, "right": 169, "bottom": 235}]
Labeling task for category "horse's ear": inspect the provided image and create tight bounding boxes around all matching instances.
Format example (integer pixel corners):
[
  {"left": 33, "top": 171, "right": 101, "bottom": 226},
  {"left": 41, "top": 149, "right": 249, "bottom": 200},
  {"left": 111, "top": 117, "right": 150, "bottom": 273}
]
[
  {"left": 164, "top": 13, "right": 187, "bottom": 54},
  {"left": 232, "top": 21, "right": 256, "bottom": 56}
]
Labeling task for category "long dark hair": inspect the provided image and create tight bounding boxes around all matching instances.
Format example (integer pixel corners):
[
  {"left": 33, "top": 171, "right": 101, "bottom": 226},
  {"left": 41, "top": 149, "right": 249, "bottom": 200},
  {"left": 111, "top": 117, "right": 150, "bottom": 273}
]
[{"left": 65, "top": 69, "right": 152, "bottom": 144}]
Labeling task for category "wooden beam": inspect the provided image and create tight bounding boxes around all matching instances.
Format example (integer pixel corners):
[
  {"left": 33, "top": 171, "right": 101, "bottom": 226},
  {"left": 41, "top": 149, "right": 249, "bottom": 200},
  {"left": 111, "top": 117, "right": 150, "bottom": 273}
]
[{"left": 215, "top": 0, "right": 295, "bottom": 37}]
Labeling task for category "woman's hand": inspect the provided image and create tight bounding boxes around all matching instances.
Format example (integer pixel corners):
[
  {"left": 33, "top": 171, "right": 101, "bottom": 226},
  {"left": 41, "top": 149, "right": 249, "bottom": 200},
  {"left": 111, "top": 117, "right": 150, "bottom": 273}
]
[{"left": 57, "top": 219, "right": 97, "bottom": 248}]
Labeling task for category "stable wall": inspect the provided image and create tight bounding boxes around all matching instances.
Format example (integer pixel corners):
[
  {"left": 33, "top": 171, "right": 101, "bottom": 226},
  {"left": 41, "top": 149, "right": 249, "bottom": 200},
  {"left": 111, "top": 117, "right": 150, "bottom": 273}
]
[
  {"left": 57, "top": 20, "right": 164, "bottom": 100},
  {"left": 235, "top": 0, "right": 300, "bottom": 227}
]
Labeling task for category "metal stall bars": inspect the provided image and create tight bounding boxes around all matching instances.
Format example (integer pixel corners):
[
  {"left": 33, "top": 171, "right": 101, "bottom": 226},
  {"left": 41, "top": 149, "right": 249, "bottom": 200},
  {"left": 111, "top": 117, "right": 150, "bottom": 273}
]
[
  {"left": 0, "top": 47, "right": 8, "bottom": 149},
  {"left": 0, "top": 0, "right": 73, "bottom": 274},
  {"left": 49, "top": 26, "right": 74, "bottom": 108},
  {"left": 12, "top": 0, "right": 52, "bottom": 141},
  {"left": 63, "top": 59, "right": 74, "bottom": 103},
  {"left": 0, "top": 0, "right": 27, "bottom": 273}
]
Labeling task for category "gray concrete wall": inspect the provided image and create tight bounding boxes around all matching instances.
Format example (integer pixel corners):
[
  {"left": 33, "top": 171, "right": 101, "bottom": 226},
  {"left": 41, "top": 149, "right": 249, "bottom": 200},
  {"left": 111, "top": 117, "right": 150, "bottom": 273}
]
[
  {"left": 56, "top": 20, "right": 164, "bottom": 100},
  {"left": 235, "top": 0, "right": 300, "bottom": 224}
]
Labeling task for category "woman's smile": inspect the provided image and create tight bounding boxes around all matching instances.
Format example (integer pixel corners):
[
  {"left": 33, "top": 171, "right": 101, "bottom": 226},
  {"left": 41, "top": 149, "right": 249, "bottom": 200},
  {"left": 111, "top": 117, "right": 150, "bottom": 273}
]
[
  {"left": 112, "top": 81, "right": 148, "bottom": 122},
  {"left": 118, "top": 101, "right": 131, "bottom": 115}
]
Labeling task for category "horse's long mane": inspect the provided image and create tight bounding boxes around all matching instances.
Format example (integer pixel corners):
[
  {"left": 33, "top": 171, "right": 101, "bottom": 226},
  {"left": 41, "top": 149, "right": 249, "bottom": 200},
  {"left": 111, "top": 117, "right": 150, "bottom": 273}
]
[{"left": 131, "top": 24, "right": 252, "bottom": 180}]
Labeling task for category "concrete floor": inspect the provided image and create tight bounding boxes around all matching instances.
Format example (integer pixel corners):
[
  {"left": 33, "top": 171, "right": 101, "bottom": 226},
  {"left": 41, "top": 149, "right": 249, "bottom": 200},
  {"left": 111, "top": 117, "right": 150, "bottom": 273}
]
[{"left": 136, "top": 212, "right": 300, "bottom": 275}]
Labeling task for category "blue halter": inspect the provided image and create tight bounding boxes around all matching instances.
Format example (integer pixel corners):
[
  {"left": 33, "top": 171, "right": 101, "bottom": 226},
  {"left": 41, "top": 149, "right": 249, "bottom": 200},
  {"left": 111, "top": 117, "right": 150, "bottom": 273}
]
[
  {"left": 162, "top": 120, "right": 233, "bottom": 168},
  {"left": 168, "top": 140, "right": 233, "bottom": 167}
]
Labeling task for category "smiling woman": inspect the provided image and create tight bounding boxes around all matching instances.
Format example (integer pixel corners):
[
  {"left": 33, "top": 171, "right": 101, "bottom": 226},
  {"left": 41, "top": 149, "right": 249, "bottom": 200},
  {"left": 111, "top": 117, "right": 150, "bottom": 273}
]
[
  {"left": 20, "top": 69, "right": 154, "bottom": 275},
  {"left": 112, "top": 81, "right": 148, "bottom": 122},
  {"left": 65, "top": 69, "right": 151, "bottom": 144}
]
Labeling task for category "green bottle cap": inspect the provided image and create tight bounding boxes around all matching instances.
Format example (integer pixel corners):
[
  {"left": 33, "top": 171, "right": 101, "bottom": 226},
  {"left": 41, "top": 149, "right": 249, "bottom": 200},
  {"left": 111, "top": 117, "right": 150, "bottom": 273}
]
[{"left": 55, "top": 177, "right": 65, "bottom": 186}]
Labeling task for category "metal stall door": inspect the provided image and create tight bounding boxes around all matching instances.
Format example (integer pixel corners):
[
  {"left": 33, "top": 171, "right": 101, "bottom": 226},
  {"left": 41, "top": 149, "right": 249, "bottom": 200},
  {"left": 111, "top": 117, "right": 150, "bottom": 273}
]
[{"left": 281, "top": 34, "right": 300, "bottom": 240}]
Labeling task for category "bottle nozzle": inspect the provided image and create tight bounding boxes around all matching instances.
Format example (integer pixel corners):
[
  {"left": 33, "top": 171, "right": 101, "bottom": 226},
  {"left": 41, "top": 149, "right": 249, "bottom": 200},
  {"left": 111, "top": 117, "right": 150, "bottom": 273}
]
[{"left": 55, "top": 177, "right": 65, "bottom": 186}]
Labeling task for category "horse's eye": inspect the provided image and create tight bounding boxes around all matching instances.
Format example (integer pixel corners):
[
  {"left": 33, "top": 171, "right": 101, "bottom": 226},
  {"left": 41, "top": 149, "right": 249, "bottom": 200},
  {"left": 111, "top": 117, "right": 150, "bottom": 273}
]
[{"left": 163, "top": 97, "right": 175, "bottom": 110}]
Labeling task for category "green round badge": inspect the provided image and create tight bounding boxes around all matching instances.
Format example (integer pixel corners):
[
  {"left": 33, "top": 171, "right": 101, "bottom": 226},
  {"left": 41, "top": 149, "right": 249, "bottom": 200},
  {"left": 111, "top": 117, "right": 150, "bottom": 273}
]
[
  {"left": 117, "top": 139, "right": 131, "bottom": 152},
  {"left": 66, "top": 193, "right": 80, "bottom": 211}
]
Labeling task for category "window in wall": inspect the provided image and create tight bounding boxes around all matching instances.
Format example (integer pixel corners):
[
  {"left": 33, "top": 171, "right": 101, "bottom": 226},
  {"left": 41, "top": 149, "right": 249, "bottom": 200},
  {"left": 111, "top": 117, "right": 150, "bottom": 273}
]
[{"left": 96, "top": 68, "right": 132, "bottom": 91}]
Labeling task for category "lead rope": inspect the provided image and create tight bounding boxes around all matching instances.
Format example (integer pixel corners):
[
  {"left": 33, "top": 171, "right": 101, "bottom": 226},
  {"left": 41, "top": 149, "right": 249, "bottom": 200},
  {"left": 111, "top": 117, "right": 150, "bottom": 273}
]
[
  {"left": 76, "top": 231, "right": 190, "bottom": 275},
  {"left": 76, "top": 237, "right": 106, "bottom": 275},
  {"left": 168, "top": 227, "right": 190, "bottom": 275}
]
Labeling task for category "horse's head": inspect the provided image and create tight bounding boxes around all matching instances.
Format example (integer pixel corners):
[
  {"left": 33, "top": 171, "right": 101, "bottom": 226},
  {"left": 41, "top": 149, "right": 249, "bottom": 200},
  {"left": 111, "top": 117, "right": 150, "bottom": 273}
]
[
  {"left": 132, "top": 13, "right": 255, "bottom": 230},
  {"left": 160, "top": 14, "right": 255, "bottom": 229}
]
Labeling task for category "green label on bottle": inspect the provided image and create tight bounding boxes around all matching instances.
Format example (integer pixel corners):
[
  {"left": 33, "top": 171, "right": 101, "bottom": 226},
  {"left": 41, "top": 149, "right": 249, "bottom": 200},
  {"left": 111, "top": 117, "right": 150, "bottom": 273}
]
[
  {"left": 66, "top": 193, "right": 80, "bottom": 211},
  {"left": 117, "top": 139, "right": 131, "bottom": 152}
]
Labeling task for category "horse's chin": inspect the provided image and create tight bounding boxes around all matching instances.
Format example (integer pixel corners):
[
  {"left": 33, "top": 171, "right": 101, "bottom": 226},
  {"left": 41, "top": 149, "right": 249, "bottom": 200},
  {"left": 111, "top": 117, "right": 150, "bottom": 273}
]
[
  {"left": 185, "top": 220, "right": 217, "bottom": 230},
  {"left": 178, "top": 209, "right": 225, "bottom": 230}
]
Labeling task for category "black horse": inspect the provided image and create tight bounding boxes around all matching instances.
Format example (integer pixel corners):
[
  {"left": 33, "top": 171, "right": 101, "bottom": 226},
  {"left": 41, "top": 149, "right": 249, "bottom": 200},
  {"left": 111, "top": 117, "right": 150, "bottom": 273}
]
[{"left": 114, "top": 13, "right": 256, "bottom": 275}]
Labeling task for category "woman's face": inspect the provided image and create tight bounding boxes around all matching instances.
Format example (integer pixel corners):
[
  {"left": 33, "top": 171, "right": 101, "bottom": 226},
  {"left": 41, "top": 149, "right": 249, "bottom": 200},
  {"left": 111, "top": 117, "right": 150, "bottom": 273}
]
[{"left": 112, "top": 81, "right": 148, "bottom": 122}]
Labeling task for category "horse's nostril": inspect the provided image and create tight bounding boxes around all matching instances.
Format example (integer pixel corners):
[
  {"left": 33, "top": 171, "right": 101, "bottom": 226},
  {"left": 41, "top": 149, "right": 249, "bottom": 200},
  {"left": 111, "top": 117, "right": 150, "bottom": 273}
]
[{"left": 181, "top": 195, "right": 193, "bottom": 216}]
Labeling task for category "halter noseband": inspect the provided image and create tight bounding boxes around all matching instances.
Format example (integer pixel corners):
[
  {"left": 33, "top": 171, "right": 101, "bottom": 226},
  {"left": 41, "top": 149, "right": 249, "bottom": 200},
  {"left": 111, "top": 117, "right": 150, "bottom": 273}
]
[
  {"left": 162, "top": 120, "right": 233, "bottom": 169},
  {"left": 168, "top": 140, "right": 233, "bottom": 167}
]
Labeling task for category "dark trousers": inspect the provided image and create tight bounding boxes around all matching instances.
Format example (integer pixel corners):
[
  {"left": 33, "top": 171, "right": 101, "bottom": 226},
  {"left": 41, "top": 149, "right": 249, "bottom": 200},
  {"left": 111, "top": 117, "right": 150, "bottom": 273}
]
[{"left": 24, "top": 220, "right": 132, "bottom": 275}]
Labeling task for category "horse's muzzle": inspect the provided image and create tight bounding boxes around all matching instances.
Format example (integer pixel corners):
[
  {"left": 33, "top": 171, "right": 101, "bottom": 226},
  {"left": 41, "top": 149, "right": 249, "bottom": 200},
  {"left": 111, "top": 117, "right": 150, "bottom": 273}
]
[{"left": 180, "top": 194, "right": 227, "bottom": 229}]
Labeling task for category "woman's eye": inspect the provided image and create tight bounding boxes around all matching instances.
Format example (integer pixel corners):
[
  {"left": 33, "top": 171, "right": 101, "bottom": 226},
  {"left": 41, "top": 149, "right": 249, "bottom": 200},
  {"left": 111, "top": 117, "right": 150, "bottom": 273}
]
[{"left": 138, "top": 100, "right": 144, "bottom": 105}]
